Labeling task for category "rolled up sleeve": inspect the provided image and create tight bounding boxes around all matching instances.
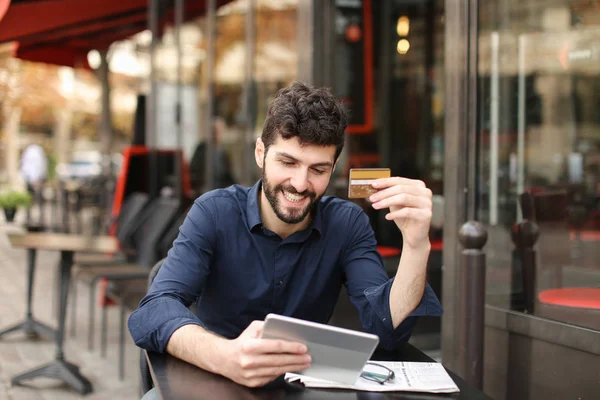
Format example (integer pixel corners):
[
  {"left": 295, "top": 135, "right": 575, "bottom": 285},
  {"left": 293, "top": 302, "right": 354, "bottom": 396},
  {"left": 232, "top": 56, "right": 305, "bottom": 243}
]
[
  {"left": 127, "top": 199, "right": 216, "bottom": 353},
  {"left": 341, "top": 210, "right": 443, "bottom": 349}
]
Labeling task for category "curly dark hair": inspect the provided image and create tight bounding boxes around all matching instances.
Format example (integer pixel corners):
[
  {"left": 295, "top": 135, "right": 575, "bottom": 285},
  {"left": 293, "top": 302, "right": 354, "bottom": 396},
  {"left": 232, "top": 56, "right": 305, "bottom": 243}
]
[{"left": 261, "top": 82, "right": 347, "bottom": 161}]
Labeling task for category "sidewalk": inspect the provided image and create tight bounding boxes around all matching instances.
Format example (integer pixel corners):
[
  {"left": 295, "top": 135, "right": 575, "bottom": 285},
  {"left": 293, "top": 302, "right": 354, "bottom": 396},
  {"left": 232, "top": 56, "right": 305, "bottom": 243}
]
[{"left": 0, "top": 222, "right": 140, "bottom": 400}]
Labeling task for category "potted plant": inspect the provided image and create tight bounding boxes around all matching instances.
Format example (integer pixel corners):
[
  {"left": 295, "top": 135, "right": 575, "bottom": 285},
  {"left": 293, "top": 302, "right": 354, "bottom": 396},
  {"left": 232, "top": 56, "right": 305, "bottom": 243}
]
[{"left": 0, "top": 190, "right": 32, "bottom": 222}]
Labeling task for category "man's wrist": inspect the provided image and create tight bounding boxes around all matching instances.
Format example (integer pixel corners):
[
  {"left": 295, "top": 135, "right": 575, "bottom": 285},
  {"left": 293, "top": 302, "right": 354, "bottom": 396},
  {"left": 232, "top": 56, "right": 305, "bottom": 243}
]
[
  {"left": 402, "top": 239, "right": 431, "bottom": 253},
  {"left": 208, "top": 336, "right": 231, "bottom": 375}
]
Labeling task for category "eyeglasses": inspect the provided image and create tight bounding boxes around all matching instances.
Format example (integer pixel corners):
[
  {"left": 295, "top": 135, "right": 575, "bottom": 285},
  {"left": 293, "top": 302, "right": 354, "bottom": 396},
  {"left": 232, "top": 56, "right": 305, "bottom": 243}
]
[{"left": 360, "top": 362, "right": 395, "bottom": 385}]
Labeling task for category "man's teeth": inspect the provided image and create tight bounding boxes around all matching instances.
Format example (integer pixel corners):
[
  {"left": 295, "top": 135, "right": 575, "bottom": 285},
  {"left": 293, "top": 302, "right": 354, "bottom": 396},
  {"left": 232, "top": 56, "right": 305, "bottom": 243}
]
[{"left": 283, "top": 191, "right": 305, "bottom": 203}]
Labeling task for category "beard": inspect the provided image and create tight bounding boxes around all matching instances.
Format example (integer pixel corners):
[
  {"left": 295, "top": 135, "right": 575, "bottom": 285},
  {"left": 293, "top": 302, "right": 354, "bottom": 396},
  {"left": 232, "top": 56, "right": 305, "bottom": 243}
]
[{"left": 262, "top": 169, "right": 321, "bottom": 225}]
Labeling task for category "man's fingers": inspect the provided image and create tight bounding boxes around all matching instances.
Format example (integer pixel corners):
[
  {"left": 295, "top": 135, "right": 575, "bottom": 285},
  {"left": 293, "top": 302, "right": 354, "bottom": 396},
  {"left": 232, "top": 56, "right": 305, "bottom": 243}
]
[
  {"left": 385, "top": 207, "right": 432, "bottom": 222},
  {"left": 242, "top": 363, "right": 311, "bottom": 380},
  {"left": 240, "top": 353, "right": 311, "bottom": 369},
  {"left": 242, "top": 338, "right": 307, "bottom": 355},
  {"left": 369, "top": 185, "right": 432, "bottom": 204},
  {"left": 373, "top": 177, "right": 426, "bottom": 189},
  {"left": 372, "top": 192, "right": 432, "bottom": 211}
]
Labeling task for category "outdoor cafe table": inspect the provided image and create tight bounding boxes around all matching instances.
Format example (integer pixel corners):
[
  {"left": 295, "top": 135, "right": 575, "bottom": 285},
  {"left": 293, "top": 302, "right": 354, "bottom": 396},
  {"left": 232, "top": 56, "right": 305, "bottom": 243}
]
[
  {"left": 1, "top": 232, "right": 125, "bottom": 395},
  {"left": 146, "top": 343, "right": 493, "bottom": 400}
]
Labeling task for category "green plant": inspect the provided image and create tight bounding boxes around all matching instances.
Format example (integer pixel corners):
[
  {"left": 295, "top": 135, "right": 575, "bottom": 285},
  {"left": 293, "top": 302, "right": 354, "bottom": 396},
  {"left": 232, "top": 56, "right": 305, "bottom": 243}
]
[{"left": 0, "top": 190, "right": 32, "bottom": 208}]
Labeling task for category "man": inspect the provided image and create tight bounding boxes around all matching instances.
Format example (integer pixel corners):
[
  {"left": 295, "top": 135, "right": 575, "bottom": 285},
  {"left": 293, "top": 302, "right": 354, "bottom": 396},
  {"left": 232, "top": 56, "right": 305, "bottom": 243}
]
[
  {"left": 19, "top": 143, "right": 48, "bottom": 225},
  {"left": 129, "top": 82, "right": 442, "bottom": 393}
]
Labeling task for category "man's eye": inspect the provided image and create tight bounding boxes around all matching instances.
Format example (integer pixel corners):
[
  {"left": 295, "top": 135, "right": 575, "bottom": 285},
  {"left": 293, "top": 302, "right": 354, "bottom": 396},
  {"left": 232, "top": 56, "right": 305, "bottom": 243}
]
[
  {"left": 312, "top": 168, "right": 325, "bottom": 175},
  {"left": 281, "top": 160, "right": 294, "bottom": 166}
]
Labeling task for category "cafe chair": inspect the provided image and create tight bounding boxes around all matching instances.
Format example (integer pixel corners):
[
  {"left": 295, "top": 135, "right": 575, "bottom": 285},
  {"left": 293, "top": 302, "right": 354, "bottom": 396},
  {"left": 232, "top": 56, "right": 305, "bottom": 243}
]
[
  {"left": 72, "top": 196, "right": 181, "bottom": 352},
  {"left": 139, "top": 259, "right": 165, "bottom": 394},
  {"left": 72, "top": 192, "right": 149, "bottom": 266},
  {"left": 66, "top": 192, "right": 148, "bottom": 333},
  {"left": 103, "top": 211, "right": 187, "bottom": 380}
]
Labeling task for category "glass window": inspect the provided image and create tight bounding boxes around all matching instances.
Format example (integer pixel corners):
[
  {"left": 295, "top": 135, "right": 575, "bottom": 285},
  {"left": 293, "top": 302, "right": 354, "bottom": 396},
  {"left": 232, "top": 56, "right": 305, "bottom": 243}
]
[
  {"left": 338, "top": 0, "right": 444, "bottom": 246},
  {"left": 211, "top": 0, "right": 249, "bottom": 189},
  {"left": 251, "top": 0, "right": 299, "bottom": 183},
  {"left": 479, "top": 1, "right": 600, "bottom": 332}
]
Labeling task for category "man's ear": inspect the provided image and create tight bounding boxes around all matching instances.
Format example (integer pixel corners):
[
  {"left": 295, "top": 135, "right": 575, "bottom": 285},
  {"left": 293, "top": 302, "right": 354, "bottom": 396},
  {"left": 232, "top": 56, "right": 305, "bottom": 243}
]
[{"left": 255, "top": 138, "right": 265, "bottom": 169}]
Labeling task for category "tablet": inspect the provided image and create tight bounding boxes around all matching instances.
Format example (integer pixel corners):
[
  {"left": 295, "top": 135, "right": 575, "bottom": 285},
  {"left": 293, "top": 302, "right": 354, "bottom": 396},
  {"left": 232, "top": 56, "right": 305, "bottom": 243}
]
[{"left": 260, "top": 314, "right": 379, "bottom": 385}]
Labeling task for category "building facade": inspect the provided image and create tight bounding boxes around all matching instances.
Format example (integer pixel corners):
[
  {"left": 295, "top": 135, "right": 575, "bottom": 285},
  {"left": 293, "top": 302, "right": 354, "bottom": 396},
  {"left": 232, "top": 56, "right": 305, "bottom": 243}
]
[{"left": 150, "top": 1, "right": 600, "bottom": 398}]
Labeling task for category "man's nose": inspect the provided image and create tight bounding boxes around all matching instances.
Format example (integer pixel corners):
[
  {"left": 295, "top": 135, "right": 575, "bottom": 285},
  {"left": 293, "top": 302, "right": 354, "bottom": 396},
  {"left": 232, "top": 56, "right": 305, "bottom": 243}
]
[{"left": 290, "top": 169, "right": 309, "bottom": 193}]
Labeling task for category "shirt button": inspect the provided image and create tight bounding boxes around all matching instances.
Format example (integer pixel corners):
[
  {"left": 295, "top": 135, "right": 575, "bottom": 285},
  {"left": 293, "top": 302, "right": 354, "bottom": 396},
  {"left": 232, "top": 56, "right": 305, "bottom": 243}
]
[{"left": 278, "top": 280, "right": 284, "bottom": 286}]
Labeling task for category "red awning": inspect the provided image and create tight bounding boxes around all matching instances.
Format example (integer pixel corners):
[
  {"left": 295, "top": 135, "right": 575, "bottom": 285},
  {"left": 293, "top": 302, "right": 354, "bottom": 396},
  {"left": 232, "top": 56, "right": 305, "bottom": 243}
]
[
  {"left": 0, "top": 0, "right": 232, "bottom": 68},
  {"left": 0, "top": 0, "right": 9, "bottom": 22}
]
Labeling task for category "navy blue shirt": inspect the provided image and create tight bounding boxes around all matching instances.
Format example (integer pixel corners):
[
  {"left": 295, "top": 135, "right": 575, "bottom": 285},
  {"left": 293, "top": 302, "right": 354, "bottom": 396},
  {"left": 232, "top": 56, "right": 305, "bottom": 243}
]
[{"left": 128, "top": 181, "right": 442, "bottom": 352}]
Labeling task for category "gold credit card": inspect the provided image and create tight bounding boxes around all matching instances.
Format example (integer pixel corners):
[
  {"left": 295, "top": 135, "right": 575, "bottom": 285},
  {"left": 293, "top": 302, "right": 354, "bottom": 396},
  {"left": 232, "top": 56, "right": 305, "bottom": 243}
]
[{"left": 348, "top": 168, "right": 391, "bottom": 199}]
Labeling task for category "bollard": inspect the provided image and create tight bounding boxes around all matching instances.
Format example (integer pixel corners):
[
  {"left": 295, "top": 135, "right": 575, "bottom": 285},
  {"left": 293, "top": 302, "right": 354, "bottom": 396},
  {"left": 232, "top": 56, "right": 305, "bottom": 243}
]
[
  {"left": 510, "top": 220, "right": 539, "bottom": 314},
  {"left": 457, "top": 220, "right": 487, "bottom": 389}
]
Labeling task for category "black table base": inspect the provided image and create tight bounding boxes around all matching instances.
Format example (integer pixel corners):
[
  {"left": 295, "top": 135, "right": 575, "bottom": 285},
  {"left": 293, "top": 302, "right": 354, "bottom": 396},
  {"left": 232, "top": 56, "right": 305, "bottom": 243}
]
[
  {"left": 6, "top": 250, "right": 94, "bottom": 394},
  {"left": 0, "top": 318, "right": 55, "bottom": 340},
  {"left": 11, "top": 359, "right": 92, "bottom": 395},
  {"left": 0, "top": 248, "right": 57, "bottom": 341}
]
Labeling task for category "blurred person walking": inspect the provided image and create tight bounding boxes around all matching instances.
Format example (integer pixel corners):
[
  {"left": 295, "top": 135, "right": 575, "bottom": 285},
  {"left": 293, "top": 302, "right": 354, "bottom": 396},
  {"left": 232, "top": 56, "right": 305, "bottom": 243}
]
[{"left": 19, "top": 143, "right": 48, "bottom": 227}]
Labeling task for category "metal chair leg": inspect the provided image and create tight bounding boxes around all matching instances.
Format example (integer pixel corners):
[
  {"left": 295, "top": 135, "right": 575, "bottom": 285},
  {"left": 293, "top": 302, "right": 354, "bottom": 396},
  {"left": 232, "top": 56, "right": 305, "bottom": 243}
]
[
  {"left": 119, "top": 302, "right": 126, "bottom": 380},
  {"left": 70, "top": 280, "right": 77, "bottom": 337},
  {"left": 100, "top": 301, "right": 108, "bottom": 358},
  {"left": 52, "top": 261, "right": 61, "bottom": 318},
  {"left": 88, "top": 282, "right": 96, "bottom": 351}
]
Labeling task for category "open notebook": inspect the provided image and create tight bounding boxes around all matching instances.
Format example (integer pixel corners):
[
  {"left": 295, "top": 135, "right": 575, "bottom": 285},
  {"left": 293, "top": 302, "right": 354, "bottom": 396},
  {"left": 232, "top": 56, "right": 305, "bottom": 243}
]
[{"left": 285, "top": 361, "right": 460, "bottom": 394}]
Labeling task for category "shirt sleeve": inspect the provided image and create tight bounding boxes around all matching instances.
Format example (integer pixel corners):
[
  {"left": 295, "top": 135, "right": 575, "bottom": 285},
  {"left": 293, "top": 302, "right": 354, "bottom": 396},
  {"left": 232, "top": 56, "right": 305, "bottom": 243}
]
[
  {"left": 340, "top": 210, "right": 443, "bottom": 350},
  {"left": 127, "top": 199, "right": 216, "bottom": 353}
]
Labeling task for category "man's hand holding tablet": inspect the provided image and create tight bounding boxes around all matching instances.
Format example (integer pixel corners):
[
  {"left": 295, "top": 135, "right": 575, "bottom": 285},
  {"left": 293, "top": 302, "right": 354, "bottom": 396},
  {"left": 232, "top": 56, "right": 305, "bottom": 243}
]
[
  {"left": 260, "top": 314, "right": 380, "bottom": 385},
  {"left": 216, "top": 320, "right": 311, "bottom": 388}
]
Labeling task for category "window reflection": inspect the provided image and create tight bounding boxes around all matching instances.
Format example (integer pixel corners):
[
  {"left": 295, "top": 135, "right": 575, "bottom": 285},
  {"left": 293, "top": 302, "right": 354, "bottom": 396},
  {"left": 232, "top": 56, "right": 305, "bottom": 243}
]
[
  {"left": 479, "top": 1, "right": 600, "bottom": 332},
  {"left": 251, "top": 0, "right": 299, "bottom": 183}
]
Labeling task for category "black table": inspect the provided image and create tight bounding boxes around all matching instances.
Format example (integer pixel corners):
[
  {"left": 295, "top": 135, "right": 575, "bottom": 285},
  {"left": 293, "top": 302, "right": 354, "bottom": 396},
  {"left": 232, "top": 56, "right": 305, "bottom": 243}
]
[
  {"left": 146, "top": 344, "right": 492, "bottom": 400},
  {"left": 1, "top": 232, "right": 124, "bottom": 394}
]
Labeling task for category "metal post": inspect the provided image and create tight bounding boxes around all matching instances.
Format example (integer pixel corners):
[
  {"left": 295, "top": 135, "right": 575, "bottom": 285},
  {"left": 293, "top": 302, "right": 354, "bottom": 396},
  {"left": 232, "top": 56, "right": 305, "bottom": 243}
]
[
  {"left": 511, "top": 220, "right": 539, "bottom": 313},
  {"left": 296, "top": 0, "right": 314, "bottom": 84},
  {"left": 203, "top": 0, "right": 217, "bottom": 191},
  {"left": 243, "top": 0, "right": 256, "bottom": 187},
  {"left": 25, "top": 248, "right": 36, "bottom": 321},
  {"left": 147, "top": 0, "right": 159, "bottom": 198},
  {"left": 98, "top": 50, "right": 113, "bottom": 167},
  {"left": 441, "top": 0, "right": 470, "bottom": 370},
  {"left": 378, "top": 0, "right": 392, "bottom": 169},
  {"left": 516, "top": 34, "right": 526, "bottom": 221},
  {"left": 175, "top": 0, "right": 184, "bottom": 199},
  {"left": 466, "top": 0, "right": 479, "bottom": 221},
  {"left": 56, "top": 251, "right": 75, "bottom": 361},
  {"left": 489, "top": 32, "right": 499, "bottom": 226},
  {"left": 457, "top": 220, "right": 487, "bottom": 389}
]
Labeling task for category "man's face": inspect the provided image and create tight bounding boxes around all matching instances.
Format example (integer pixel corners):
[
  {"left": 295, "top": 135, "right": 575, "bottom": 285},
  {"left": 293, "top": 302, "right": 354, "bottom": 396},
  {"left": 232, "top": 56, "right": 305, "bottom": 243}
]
[{"left": 256, "top": 136, "right": 336, "bottom": 225}]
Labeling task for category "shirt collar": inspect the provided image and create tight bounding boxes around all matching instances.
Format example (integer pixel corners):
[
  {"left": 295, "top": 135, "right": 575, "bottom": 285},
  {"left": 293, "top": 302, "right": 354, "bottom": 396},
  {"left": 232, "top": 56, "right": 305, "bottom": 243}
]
[{"left": 246, "top": 179, "right": 323, "bottom": 237}]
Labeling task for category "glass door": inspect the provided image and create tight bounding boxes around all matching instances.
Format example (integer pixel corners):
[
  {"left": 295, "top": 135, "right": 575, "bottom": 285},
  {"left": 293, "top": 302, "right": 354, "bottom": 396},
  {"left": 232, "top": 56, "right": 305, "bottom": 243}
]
[
  {"left": 475, "top": 1, "right": 600, "bottom": 399},
  {"left": 478, "top": 0, "right": 600, "bottom": 337}
]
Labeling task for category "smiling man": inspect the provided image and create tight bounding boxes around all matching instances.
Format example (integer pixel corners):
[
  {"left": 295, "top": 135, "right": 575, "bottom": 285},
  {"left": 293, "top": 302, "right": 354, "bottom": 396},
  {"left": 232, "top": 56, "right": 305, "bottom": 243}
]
[{"left": 129, "top": 82, "right": 442, "bottom": 392}]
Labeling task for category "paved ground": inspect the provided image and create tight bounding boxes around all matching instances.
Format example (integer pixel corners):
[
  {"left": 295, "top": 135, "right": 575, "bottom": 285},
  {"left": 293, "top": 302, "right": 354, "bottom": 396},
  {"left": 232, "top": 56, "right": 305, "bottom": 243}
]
[{"left": 0, "top": 220, "right": 141, "bottom": 400}]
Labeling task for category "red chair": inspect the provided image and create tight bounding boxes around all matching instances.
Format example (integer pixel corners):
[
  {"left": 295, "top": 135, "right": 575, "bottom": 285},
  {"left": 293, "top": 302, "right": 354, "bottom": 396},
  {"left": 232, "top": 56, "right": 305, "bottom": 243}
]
[
  {"left": 537, "top": 288, "right": 600, "bottom": 331},
  {"left": 538, "top": 288, "right": 600, "bottom": 309}
]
